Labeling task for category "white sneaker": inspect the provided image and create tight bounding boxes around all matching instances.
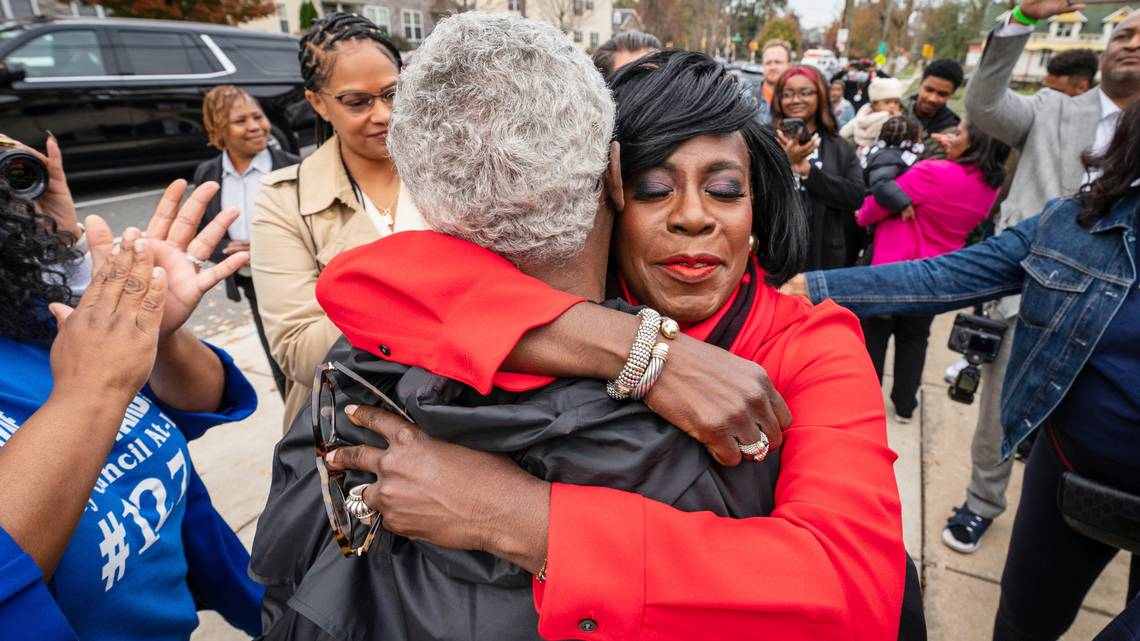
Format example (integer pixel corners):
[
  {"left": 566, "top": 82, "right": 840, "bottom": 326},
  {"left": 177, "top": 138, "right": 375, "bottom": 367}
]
[
  {"left": 894, "top": 410, "right": 913, "bottom": 424},
  {"left": 944, "top": 357, "right": 969, "bottom": 384}
]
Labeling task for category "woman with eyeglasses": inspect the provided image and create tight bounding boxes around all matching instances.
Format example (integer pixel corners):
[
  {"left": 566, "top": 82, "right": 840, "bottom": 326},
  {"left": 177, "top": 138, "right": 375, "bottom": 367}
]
[
  {"left": 250, "top": 12, "right": 426, "bottom": 429},
  {"left": 771, "top": 66, "right": 867, "bottom": 271}
]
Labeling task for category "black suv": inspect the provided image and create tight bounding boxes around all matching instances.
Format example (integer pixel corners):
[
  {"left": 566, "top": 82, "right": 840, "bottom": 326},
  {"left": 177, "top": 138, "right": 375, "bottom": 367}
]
[{"left": 0, "top": 17, "right": 315, "bottom": 179}]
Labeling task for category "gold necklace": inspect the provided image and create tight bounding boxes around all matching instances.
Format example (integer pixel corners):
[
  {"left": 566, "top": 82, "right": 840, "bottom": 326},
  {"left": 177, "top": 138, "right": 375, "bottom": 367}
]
[{"left": 370, "top": 177, "right": 401, "bottom": 228}]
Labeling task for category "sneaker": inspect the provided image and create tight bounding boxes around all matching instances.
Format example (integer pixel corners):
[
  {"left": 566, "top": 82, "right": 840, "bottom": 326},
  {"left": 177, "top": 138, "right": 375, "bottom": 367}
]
[
  {"left": 894, "top": 409, "right": 913, "bottom": 424},
  {"left": 944, "top": 357, "right": 969, "bottom": 384},
  {"left": 942, "top": 504, "right": 993, "bottom": 554}
]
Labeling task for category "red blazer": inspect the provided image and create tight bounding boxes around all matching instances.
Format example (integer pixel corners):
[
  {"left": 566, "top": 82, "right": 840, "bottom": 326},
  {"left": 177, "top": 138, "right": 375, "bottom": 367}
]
[{"left": 317, "top": 230, "right": 905, "bottom": 641}]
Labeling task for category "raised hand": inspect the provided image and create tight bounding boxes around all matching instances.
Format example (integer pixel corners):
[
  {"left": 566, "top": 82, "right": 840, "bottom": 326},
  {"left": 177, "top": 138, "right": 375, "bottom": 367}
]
[
  {"left": 87, "top": 180, "right": 248, "bottom": 338},
  {"left": 1018, "top": 0, "right": 1085, "bottom": 21},
  {"left": 48, "top": 227, "right": 166, "bottom": 404}
]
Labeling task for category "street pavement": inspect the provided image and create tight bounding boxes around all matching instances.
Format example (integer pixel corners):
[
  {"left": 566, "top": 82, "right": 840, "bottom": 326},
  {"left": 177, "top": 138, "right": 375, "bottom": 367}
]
[{"left": 183, "top": 312, "right": 1130, "bottom": 641}]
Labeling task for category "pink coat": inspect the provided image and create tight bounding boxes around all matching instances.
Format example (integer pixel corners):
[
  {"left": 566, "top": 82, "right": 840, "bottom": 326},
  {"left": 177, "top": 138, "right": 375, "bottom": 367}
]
[{"left": 856, "top": 159, "right": 1000, "bottom": 266}]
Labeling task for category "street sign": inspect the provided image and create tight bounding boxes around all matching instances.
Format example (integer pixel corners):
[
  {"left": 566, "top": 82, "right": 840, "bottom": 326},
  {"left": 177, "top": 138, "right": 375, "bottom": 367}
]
[
  {"left": 732, "top": 33, "right": 743, "bottom": 43},
  {"left": 921, "top": 43, "right": 934, "bottom": 59},
  {"left": 874, "top": 53, "right": 887, "bottom": 65},
  {"left": 877, "top": 41, "right": 888, "bottom": 56}
]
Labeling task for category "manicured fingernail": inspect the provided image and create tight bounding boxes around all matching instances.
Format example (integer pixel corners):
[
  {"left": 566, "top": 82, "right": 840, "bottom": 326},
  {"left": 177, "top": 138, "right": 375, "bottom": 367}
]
[
  {"left": 134, "top": 238, "right": 145, "bottom": 253},
  {"left": 345, "top": 404, "right": 359, "bottom": 417},
  {"left": 152, "top": 266, "right": 163, "bottom": 278},
  {"left": 325, "top": 451, "right": 338, "bottom": 465},
  {"left": 111, "top": 243, "right": 121, "bottom": 255}
]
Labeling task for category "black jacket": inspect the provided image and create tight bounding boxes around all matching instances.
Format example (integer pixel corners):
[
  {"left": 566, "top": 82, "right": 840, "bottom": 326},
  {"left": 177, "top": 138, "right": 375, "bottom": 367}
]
[
  {"left": 798, "top": 132, "right": 867, "bottom": 271},
  {"left": 863, "top": 144, "right": 915, "bottom": 214},
  {"left": 192, "top": 148, "right": 299, "bottom": 301},
  {"left": 250, "top": 296, "right": 784, "bottom": 641}
]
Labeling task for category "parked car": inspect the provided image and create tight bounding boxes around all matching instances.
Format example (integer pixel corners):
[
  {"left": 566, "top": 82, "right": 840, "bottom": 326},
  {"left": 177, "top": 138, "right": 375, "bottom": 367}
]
[
  {"left": 800, "top": 48, "right": 842, "bottom": 81},
  {"left": 0, "top": 16, "right": 315, "bottom": 180}
]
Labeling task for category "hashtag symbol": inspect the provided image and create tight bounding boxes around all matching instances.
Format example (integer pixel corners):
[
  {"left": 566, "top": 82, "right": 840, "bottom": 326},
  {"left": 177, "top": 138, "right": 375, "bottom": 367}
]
[{"left": 97, "top": 512, "right": 130, "bottom": 591}]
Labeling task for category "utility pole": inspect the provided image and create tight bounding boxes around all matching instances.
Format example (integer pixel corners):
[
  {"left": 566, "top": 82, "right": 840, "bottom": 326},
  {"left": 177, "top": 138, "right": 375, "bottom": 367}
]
[
  {"left": 880, "top": 0, "right": 889, "bottom": 51},
  {"left": 841, "top": 0, "right": 854, "bottom": 61}
]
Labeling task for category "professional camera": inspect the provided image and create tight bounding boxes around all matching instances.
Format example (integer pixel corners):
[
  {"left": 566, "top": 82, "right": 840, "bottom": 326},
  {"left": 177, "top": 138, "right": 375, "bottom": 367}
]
[
  {"left": 0, "top": 135, "right": 48, "bottom": 200},
  {"left": 946, "top": 312, "right": 1007, "bottom": 404}
]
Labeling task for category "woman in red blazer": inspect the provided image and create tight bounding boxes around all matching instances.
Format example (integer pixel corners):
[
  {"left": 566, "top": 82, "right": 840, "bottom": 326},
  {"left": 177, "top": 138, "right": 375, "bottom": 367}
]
[{"left": 320, "top": 50, "right": 907, "bottom": 640}]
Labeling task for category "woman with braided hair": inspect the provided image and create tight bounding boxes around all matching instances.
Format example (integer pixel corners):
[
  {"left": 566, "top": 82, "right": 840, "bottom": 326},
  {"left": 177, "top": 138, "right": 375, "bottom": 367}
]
[{"left": 251, "top": 12, "right": 426, "bottom": 428}]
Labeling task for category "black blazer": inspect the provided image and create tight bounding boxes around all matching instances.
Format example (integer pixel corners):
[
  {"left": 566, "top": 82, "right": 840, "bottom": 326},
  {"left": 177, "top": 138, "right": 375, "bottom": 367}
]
[
  {"left": 192, "top": 148, "right": 299, "bottom": 301},
  {"left": 798, "top": 132, "right": 867, "bottom": 271}
]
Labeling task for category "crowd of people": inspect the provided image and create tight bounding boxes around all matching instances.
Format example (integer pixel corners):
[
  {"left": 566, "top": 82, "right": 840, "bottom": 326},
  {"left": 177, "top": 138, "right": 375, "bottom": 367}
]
[{"left": 0, "top": 1, "right": 1137, "bottom": 639}]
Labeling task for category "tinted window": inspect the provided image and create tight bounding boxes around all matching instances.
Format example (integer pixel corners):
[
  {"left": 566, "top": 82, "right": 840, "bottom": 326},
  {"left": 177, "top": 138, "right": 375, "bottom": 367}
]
[
  {"left": 5, "top": 30, "right": 108, "bottom": 78},
  {"left": 118, "top": 30, "right": 221, "bottom": 75},
  {"left": 220, "top": 36, "right": 298, "bottom": 76}
]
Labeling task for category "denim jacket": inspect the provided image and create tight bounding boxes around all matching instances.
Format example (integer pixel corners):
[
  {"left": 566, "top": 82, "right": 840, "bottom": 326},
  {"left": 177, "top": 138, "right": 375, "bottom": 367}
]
[{"left": 806, "top": 190, "right": 1139, "bottom": 460}]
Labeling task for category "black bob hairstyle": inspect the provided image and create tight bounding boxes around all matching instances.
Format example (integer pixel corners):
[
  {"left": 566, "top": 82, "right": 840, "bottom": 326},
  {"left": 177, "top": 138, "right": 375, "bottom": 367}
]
[{"left": 607, "top": 50, "right": 808, "bottom": 286}]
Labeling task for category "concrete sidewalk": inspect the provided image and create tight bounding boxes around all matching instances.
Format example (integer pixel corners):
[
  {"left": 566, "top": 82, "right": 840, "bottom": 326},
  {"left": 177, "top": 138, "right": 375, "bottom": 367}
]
[{"left": 189, "top": 314, "right": 1130, "bottom": 640}]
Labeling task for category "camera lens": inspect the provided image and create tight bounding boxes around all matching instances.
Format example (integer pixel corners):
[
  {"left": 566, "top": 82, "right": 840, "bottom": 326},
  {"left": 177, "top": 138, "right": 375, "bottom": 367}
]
[
  {"left": 0, "top": 149, "right": 48, "bottom": 200},
  {"left": 6, "top": 160, "right": 35, "bottom": 191}
]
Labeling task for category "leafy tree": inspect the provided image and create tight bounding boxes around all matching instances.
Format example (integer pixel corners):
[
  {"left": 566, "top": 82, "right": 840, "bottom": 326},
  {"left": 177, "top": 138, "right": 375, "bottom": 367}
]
[
  {"left": 299, "top": 0, "right": 318, "bottom": 30},
  {"left": 912, "top": 0, "right": 990, "bottom": 62},
  {"left": 756, "top": 14, "right": 800, "bottom": 52},
  {"left": 83, "top": 0, "right": 276, "bottom": 24}
]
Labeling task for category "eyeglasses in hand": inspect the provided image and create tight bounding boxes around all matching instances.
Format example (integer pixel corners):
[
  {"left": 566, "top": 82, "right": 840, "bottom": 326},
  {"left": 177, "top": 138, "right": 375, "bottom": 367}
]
[{"left": 311, "top": 360, "right": 412, "bottom": 558}]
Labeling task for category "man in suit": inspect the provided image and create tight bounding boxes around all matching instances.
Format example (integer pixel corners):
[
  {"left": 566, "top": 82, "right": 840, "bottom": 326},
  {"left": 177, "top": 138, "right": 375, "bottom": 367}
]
[
  {"left": 194, "top": 85, "right": 299, "bottom": 400},
  {"left": 941, "top": 0, "right": 1140, "bottom": 555}
]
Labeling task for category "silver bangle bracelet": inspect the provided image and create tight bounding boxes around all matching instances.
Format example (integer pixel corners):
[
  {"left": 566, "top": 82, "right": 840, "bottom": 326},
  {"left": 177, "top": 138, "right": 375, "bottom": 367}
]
[
  {"left": 631, "top": 342, "right": 670, "bottom": 401},
  {"left": 607, "top": 308, "right": 661, "bottom": 400}
]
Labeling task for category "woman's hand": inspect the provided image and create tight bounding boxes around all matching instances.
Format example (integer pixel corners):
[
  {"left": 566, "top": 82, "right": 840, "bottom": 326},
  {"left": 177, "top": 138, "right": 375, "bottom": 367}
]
[
  {"left": 900, "top": 205, "right": 916, "bottom": 221},
  {"left": 644, "top": 334, "right": 792, "bottom": 466},
  {"left": 777, "top": 130, "right": 819, "bottom": 177},
  {"left": 5, "top": 228, "right": 166, "bottom": 579},
  {"left": 48, "top": 227, "right": 166, "bottom": 405},
  {"left": 86, "top": 180, "right": 248, "bottom": 338},
  {"left": 778, "top": 273, "right": 809, "bottom": 299},
  {"left": 326, "top": 405, "right": 550, "bottom": 573},
  {"left": 6, "top": 135, "right": 79, "bottom": 239}
]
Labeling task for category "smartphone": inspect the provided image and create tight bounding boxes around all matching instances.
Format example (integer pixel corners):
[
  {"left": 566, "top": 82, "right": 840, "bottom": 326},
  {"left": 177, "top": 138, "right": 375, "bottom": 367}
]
[{"left": 778, "top": 117, "right": 813, "bottom": 145}]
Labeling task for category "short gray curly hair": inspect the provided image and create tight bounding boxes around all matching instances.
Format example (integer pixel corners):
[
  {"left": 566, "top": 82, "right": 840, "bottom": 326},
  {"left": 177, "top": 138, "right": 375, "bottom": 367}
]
[{"left": 387, "top": 12, "right": 614, "bottom": 264}]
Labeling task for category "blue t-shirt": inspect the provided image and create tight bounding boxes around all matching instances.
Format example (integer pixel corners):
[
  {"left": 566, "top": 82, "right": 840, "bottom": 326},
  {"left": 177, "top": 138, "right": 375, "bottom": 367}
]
[
  {"left": 1053, "top": 232, "right": 1140, "bottom": 465},
  {"left": 0, "top": 337, "right": 259, "bottom": 640}
]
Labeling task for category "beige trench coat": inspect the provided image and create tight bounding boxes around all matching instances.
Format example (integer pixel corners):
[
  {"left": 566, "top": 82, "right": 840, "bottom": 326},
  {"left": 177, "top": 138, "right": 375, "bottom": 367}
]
[{"left": 250, "top": 136, "right": 418, "bottom": 428}]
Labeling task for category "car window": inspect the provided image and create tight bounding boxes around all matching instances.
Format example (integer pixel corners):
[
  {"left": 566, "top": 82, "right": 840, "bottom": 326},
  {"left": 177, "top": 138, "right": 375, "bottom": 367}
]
[
  {"left": 218, "top": 35, "right": 297, "bottom": 76},
  {"left": 118, "top": 30, "right": 221, "bottom": 75},
  {"left": 5, "top": 30, "right": 108, "bottom": 78}
]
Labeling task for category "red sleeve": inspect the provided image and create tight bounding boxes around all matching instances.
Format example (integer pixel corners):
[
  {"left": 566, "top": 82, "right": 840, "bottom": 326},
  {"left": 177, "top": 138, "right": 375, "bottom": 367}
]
[
  {"left": 315, "top": 230, "right": 583, "bottom": 394},
  {"left": 533, "top": 301, "right": 905, "bottom": 641}
]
